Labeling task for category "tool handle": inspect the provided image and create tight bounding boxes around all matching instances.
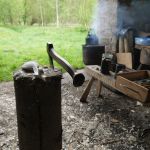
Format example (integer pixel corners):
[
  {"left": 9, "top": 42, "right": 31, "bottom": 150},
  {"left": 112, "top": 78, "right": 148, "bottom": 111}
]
[{"left": 47, "top": 42, "right": 85, "bottom": 87}]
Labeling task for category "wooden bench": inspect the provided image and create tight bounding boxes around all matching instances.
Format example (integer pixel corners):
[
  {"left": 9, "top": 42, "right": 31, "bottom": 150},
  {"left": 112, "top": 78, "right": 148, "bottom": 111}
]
[
  {"left": 80, "top": 65, "right": 116, "bottom": 103},
  {"left": 80, "top": 65, "right": 150, "bottom": 103}
]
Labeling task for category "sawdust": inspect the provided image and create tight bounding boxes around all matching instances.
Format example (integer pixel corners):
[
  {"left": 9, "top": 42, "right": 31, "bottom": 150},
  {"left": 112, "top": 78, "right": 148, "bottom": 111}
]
[{"left": 0, "top": 74, "right": 150, "bottom": 150}]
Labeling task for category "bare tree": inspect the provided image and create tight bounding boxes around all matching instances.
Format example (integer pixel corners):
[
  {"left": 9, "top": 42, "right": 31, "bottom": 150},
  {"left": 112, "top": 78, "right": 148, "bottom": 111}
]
[
  {"left": 56, "top": 0, "right": 59, "bottom": 27},
  {"left": 0, "top": 0, "right": 96, "bottom": 26},
  {"left": 38, "top": 0, "right": 44, "bottom": 26}
]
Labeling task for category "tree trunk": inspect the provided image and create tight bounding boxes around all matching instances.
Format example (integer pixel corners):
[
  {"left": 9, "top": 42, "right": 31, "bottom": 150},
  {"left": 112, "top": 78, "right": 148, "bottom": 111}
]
[
  {"left": 39, "top": 0, "right": 44, "bottom": 26},
  {"left": 56, "top": 0, "right": 59, "bottom": 27}
]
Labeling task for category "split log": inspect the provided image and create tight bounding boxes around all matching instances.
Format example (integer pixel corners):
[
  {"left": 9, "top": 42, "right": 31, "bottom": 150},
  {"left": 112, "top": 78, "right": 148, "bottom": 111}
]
[{"left": 119, "top": 36, "right": 125, "bottom": 53}]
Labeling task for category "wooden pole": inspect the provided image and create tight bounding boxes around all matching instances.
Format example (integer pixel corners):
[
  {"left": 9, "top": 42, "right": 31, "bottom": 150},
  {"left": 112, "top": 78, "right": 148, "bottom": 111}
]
[
  {"left": 124, "top": 36, "right": 129, "bottom": 53},
  {"left": 119, "top": 36, "right": 125, "bottom": 53},
  {"left": 96, "top": 80, "right": 103, "bottom": 97},
  {"left": 80, "top": 77, "right": 95, "bottom": 103}
]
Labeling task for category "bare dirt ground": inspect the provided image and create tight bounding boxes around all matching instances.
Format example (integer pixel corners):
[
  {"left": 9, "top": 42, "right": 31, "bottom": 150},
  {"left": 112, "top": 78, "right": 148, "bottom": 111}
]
[{"left": 0, "top": 72, "right": 150, "bottom": 150}]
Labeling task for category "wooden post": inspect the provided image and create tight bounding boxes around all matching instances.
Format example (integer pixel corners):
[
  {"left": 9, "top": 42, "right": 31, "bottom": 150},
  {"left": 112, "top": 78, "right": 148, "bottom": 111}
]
[
  {"left": 80, "top": 77, "right": 95, "bottom": 103},
  {"left": 124, "top": 36, "right": 129, "bottom": 53},
  {"left": 96, "top": 80, "right": 103, "bottom": 97},
  {"left": 13, "top": 67, "right": 62, "bottom": 150},
  {"left": 128, "top": 31, "right": 133, "bottom": 52},
  {"left": 119, "top": 36, "right": 125, "bottom": 53}
]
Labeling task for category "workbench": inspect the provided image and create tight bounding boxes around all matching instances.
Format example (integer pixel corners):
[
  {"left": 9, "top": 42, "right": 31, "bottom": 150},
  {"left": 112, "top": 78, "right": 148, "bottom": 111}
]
[
  {"left": 80, "top": 65, "right": 116, "bottom": 103},
  {"left": 80, "top": 65, "right": 150, "bottom": 103}
]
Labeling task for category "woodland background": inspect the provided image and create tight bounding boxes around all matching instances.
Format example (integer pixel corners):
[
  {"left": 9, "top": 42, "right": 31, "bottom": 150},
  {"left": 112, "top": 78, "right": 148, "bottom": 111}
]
[
  {"left": 0, "top": 0, "right": 97, "bottom": 81},
  {"left": 0, "top": 0, "right": 96, "bottom": 27}
]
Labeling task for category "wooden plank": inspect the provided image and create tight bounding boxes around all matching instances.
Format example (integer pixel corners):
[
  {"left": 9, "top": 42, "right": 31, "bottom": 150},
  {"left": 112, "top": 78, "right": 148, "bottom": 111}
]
[
  {"left": 135, "top": 44, "right": 150, "bottom": 50},
  {"left": 96, "top": 80, "right": 103, "bottom": 97},
  {"left": 117, "top": 70, "right": 149, "bottom": 80},
  {"left": 80, "top": 77, "right": 95, "bottom": 103},
  {"left": 85, "top": 66, "right": 116, "bottom": 89},
  {"left": 128, "top": 31, "right": 134, "bottom": 52},
  {"left": 124, "top": 37, "right": 130, "bottom": 53},
  {"left": 116, "top": 76, "right": 149, "bottom": 102},
  {"left": 147, "top": 71, "right": 150, "bottom": 76},
  {"left": 119, "top": 37, "right": 125, "bottom": 53},
  {"left": 137, "top": 31, "right": 150, "bottom": 38},
  {"left": 116, "top": 52, "right": 133, "bottom": 69}
]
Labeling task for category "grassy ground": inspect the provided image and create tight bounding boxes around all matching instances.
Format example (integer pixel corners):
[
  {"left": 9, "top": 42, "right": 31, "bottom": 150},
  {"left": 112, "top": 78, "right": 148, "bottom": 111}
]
[{"left": 0, "top": 26, "right": 87, "bottom": 81}]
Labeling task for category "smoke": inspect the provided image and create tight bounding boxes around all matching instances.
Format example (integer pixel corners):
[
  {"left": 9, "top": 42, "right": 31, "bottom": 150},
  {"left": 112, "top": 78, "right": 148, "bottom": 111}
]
[
  {"left": 91, "top": 0, "right": 118, "bottom": 46},
  {"left": 91, "top": 0, "right": 109, "bottom": 43},
  {"left": 117, "top": 0, "right": 150, "bottom": 32},
  {"left": 91, "top": 0, "right": 105, "bottom": 38},
  {"left": 91, "top": 0, "right": 150, "bottom": 47}
]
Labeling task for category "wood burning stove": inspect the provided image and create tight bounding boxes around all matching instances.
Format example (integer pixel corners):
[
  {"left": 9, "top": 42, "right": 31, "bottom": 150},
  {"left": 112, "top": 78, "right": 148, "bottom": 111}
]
[{"left": 82, "top": 29, "right": 105, "bottom": 65}]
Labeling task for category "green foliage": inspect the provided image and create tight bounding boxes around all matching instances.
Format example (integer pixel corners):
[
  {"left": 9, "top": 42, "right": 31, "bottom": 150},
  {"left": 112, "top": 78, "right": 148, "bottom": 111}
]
[
  {"left": 78, "top": 0, "right": 97, "bottom": 29},
  {"left": 0, "top": 26, "right": 87, "bottom": 81},
  {"left": 0, "top": 0, "right": 97, "bottom": 81},
  {"left": 0, "top": 0, "right": 97, "bottom": 27}
]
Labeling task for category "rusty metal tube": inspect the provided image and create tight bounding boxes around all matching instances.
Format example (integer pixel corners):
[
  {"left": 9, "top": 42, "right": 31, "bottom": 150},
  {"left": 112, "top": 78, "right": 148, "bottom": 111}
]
[{"left": 47, "top": 42, "right": 85, "bottom": 87}]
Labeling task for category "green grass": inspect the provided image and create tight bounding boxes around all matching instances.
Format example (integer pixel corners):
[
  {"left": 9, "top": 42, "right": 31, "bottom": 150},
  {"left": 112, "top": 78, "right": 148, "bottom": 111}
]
[{"left": 0, "top": 26, "right": 87, "bottom": 81}]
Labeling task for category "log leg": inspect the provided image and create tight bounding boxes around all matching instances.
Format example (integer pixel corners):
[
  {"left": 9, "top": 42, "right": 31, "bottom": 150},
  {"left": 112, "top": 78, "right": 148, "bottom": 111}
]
[
  {"left": 96, "top": 80, "right": 103, "bottom": 97},
  {"left": 124, "top": 36, "right": 129, "bottom": 53},
  {"left": 119, "top": 37, "right": 125, "bottom": 53},
  {"left": 80, "top": 77, "right": 95, "bottom": 103}
]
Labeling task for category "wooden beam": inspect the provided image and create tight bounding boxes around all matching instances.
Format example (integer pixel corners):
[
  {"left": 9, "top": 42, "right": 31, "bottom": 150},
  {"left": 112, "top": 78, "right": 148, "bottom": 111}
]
[
  {"left": 96, "top": 80, "right": 103, "bottom": 97},
  {"left": 80, "top": 77, "right": 95, "bottom": 103}
]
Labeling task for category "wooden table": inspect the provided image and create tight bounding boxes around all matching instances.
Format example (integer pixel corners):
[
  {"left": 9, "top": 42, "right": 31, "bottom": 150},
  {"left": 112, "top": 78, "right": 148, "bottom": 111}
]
[{"left": 80, "top": 65, "right": 116, "bottom": 102}]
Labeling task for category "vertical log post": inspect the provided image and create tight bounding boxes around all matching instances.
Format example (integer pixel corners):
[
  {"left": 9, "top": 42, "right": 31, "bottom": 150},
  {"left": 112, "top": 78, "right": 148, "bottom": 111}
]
[
  {"left": 13, "top": 66, "right": 62, "bottom": 150},
  {"left": 124, "top": 36, "right": 129, "bottom": 53},
  {"left": 96, "top": 80, "right": 103, "bottom": 97},
  {"left": 119, "top": 36, "right": 125, "bottom": 53}
]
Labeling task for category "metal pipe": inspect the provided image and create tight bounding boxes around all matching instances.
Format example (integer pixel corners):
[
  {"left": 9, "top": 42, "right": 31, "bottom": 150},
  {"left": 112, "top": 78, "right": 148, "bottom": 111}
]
[{"left": 47, "top": 42, "right": 85, "bottom": 87}]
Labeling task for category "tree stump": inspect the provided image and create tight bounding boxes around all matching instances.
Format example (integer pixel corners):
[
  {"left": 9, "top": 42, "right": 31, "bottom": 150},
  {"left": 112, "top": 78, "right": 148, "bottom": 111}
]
[{"left": 13, "top": 67, "right": 62, "bottom": 150}]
